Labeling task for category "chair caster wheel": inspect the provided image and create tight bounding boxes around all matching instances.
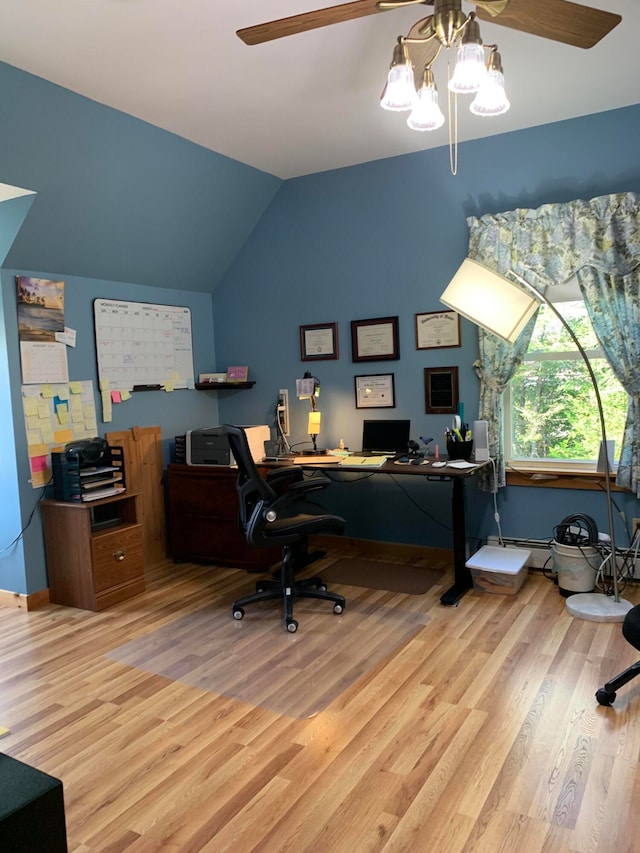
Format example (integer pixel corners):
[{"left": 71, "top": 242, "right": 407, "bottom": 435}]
[
  {"left": 596, "top": 688, "right": 616, "bottom": 706},
  {"left": 317, "top": 583, "right": 327, "bottom": 592},
  {"left": 333, "top": 603, "right": 344, "bottom": 615},
  {"left": 232, "top": 607, "right": 245, "bottom": 621},
  {"left": 286, "top": 619, "right": 298, "bottom": 633}
]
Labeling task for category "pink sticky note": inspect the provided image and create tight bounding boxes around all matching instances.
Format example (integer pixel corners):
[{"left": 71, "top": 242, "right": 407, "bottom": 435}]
[
  {"left": 111, "top": 390, "right": 122, "bottom": 403},
  {"left": 31, "top": 454, "right": 49, "bottom": 473}
]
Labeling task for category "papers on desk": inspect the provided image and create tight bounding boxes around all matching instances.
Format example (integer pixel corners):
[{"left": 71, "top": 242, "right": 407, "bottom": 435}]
[
  {"left": 290, "top": 455, "right": 341, "bottom": 464},
  {"left": 446, "top": 460, "right": 479, "bottom": 469},
  {"left": 339, "top": 456, "right": 388, "bottom": 468}
]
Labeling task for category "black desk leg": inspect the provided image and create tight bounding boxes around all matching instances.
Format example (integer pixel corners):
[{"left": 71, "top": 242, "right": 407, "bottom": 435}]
[{"left": 440, "top": 476, "right": 473, "bottom": 606}]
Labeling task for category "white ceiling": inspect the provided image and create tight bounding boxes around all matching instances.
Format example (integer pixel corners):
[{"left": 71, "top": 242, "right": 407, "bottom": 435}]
[{"left": 0, "top": 0, "right": 637, "bottom": 179}]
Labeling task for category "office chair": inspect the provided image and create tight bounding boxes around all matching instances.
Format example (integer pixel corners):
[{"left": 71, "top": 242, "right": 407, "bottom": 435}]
[
  {"left": 596, "top": 604, "right": 640, "bottom": 706},
  {"left": 223, "top": 424, "right": 346, "bottom": 632}
]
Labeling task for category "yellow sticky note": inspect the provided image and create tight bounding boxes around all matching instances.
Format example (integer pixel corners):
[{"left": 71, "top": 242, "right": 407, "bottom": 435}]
[
  {"left": 41, "top": 384, "right": 55, "bottom": 398},
  {"left": 26, "top": 430, "right": 42, "bottom": 446},
  {"left": 120, "top": 389, "right": 131, "bottom": 401},
  {"left": 164, "top": 381, "right": 174, "bottom": 392},
  {"left": 28, "top": 443, "right": 49, "bottom": 458},
  {"left": 100, "top": 379, "right": 111, "bottom": 392},
  {"left": 85, "top": 418, "right": 97, "bottom": 433},
  {"left": 56, "top": 387, "right": 69, "bottom": 401},
  {"left": 26, "top": 415, "right": 39, "bottom": 431},
  {"left": 69, "top": 381, "right": 82, "bottom": 394},
  {"left": 23, "top": 396, "right": 38, "bottom": 416},
  {"left": 40, "top": 425, "right": 54, "bottom": 445},
  {"left": 54, "top": 428, "right": 74, "bottom": 444},
  {"left": 37, "top": 402, "right": 50, "bottom": 419},
  {"left": 56, "top": 404, "right": 69, "bottom": 425}
]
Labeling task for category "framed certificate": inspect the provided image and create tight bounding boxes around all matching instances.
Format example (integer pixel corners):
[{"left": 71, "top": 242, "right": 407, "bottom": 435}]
[
  {"left": 351, "top": 316, "right": 399, "bottom": 362},
  {"left": 300, "top": 322, "right": 339, "bottom": 361},
  {"left": 354, "top": 373, "right": 395, "bottom": 409},
  {"left": 424, "top": 366, "right": 459, "bottom": 414},
  {"left": 415, "top": 311, "right": 461, "bottom": 349}
]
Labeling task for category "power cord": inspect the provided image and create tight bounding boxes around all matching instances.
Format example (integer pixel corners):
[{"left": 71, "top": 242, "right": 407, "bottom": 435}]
[{"left": 0, "top": 479, "right": 52, "bottom": 553}]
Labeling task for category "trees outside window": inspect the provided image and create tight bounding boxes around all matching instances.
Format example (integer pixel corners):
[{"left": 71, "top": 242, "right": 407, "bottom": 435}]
[{"left": 505, "top": 300, "right": 627, "bottom": 465}]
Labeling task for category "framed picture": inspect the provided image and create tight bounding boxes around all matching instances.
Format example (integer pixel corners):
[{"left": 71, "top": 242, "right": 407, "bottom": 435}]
[
  {"left": 424, "top": 366, "right": 459, "bottom": 414},
  {"left": 351, "top": 316, "right": 399, "bottom": 362},
  {"left": 415, "top": 311, "right": 461, "bottom": 350},
  {"left": 354, "top": 373, "right": 395, "bottom": 409},
  {"left": 300, "top": 322, "right": 339, "bottom": 361}
]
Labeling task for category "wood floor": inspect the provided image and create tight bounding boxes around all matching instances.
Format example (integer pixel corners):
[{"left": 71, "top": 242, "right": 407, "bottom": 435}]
[{"left": 1, "top": 548, "right": 639, "bottom": 852}]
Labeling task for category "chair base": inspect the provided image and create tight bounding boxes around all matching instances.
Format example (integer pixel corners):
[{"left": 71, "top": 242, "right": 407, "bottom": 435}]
[
  {"left": 231, "top": 546, "right": 345, "bottom": 632},
  {"left": 596, "top": 659, "right": 640, "bottom": 706}
]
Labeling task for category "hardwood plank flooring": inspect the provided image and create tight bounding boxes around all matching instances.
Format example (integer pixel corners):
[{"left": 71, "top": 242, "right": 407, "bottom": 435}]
[{"left": 1, "top": 551, "right": 639, "bottom": 852}]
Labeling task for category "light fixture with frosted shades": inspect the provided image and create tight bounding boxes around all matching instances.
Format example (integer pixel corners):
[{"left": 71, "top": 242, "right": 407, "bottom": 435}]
[
  {"left": 379, "top": 1, "right": 510, "bottom": 174},
  {"left": 440, "top": 257, "right": 633, "bottom": 623}
]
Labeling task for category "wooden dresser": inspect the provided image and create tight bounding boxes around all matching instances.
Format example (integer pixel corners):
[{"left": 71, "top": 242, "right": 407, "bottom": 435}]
[{"left": 166, "top": 463, "right": 280, "bottom": 570}]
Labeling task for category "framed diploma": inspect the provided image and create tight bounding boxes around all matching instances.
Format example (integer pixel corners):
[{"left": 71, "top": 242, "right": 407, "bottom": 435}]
[
  {"left": 351, "top": 316, "right": 399, "bottom": 362},
  {"left": 354, "top": 373, "right": 395, "bottom": 409},
  {"left": 424, "top": 366, "right": 459, "bottom": 414},
  {"left": 415, "top": 311, "right": 461, "bottom": 350},
  {"left": 300, "top": 322, "right": 339, "bottom": 361}
]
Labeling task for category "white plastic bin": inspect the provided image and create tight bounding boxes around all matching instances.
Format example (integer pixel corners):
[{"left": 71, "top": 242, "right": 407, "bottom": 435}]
[{"left": 466, "top": 546, "right": 530, "bottom": 595}]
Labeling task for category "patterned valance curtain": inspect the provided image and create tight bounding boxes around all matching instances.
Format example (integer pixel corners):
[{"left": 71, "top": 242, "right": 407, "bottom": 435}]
[{"left": 467, "top": 192, "right": 640, "bottom": 493}]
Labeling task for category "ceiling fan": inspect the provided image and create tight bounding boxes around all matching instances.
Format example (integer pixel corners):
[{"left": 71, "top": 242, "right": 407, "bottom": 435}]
[{"left": 237, "top": 0, "right": 622, "bottom": 50}]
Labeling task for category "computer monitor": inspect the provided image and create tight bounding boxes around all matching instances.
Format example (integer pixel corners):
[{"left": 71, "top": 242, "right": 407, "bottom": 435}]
[{"left": 361, "top": 419, "right": 411, "bottom": 454}]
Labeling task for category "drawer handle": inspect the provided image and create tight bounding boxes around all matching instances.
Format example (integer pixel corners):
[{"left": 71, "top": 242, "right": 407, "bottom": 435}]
[{"left": 113, "top": 549, "right": 126, "bottom": 562}]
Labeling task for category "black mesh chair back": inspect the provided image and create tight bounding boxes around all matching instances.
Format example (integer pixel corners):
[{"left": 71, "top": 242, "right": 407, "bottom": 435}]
[
  {"left": 596, "top": 604, "right": 640, "bottom": 705},
  {"left": 223, "top": 424, "right": 346, "bottom": 632}
]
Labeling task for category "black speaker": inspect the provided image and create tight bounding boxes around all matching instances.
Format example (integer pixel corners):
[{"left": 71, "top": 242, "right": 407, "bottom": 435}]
[{"left": 554, "top": 513, "right": 599, "bottom": 547}]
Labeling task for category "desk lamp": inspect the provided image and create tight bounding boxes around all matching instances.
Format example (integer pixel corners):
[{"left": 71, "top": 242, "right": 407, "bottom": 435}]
[
  {"left": 440, "top": 258, "right": 633, "bottom": 623},
  {"left": 297, "top": 371, "right": 323, "bottom": 454}
]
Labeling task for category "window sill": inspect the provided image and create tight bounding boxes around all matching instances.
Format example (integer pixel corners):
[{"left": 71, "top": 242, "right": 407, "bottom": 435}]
[{"left": 505, "top": 464, "right": 625, "bottom": 491}]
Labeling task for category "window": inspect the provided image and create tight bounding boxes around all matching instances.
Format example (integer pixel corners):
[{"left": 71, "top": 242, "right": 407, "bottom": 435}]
[{"left": 505, "top": 289, "right": 628, "bottom": 470}]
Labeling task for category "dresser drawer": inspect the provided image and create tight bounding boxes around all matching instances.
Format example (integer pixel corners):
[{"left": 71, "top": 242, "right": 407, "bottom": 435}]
[{"left": 91, "top": 525, "right": 144, "bottom": 592}]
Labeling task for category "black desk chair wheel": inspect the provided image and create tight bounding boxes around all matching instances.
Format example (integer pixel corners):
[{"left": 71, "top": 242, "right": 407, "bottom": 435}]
[
  {"left": 224, "top": 424, "right": 346, "bottom": 632},
  {"left": 596, "top": 604, "right": 640, "bottom": 706}
]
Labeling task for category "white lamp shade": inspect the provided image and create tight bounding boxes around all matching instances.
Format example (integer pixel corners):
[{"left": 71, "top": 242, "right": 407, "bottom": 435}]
[
  {"left": 440, "top": 258, "right": 540, "bottom": 343},
  {"left": 308, "top": 411, "right": 321, "bottom": 435}
]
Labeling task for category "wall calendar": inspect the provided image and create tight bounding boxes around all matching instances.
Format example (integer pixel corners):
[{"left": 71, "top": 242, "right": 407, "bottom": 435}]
[{"left": 94, "top": 299, "right": 195, "bottom": 391}]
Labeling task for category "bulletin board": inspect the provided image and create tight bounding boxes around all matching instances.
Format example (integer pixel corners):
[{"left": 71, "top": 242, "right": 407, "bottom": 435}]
[
  {"left": 93, "top": 299, "right": 195, "bottom": 391},
  {"left": 22, "top": 380, "right": 97, "bottom": 488}
]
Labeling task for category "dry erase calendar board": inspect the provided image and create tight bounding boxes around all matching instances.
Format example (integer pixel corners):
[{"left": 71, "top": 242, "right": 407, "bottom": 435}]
[{"left": 94, "top": 299, "right": 195, "bottom": 390}]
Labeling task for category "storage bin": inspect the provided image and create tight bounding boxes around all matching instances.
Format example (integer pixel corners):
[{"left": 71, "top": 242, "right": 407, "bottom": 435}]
[{"left": 466, "top": 545, "right": 530, "bottom": 595}]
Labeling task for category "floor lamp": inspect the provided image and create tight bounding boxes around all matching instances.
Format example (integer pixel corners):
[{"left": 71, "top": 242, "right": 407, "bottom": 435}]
[{"left": 441, "top": 258, "right": 633, "bottom": 622}]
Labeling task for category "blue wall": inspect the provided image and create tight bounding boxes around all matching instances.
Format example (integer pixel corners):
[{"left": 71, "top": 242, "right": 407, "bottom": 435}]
[
  {"left": 213, "top": 104, "right": 640, "bottom": 552},
  {"left": 1, "top": 54, "right": 639, "bottom": 596}
]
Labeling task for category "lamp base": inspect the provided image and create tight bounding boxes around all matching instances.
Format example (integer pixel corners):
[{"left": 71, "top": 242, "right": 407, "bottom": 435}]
[{"left": 566, "top": 592, "right": 634, "bottom": 623}]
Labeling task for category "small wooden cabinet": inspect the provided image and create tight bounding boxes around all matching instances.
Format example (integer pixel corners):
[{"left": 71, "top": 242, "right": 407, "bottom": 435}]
[
  {"left": 167, "top": 463, "right": 280, "bottom": 570},
  {"left": 41, "top": 492, "right": 144, "bottom": 611}
]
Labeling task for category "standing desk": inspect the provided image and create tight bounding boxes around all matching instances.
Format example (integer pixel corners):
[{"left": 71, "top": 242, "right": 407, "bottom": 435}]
[{"left": 274, "top": 457, "right": 490, "bottom": 606}]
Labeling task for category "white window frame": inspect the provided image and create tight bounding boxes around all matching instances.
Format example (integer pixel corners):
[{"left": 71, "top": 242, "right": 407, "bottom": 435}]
[{"left": 503, "top": 279, "right": 620, "bottom": 473}]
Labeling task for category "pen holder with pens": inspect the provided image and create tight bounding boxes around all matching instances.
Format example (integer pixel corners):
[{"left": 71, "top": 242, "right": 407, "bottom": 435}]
[{"left": 446, "top": 440, "right": 474, "bottom": 461}]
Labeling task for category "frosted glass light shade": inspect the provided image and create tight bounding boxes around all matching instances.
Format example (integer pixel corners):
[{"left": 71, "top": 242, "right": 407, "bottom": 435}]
[
  {"left": 448, "top": 43, "right": 487, "bottom": 93},
  {"left": 308, "top": 411, "right": 321, "bottom": 435},
  {"left": 380, "top": 64, "right": 416, "bottom": 111},
  {"left": 470, "top": 70, "right": 510, "bottom": 116},
  {"left": 440, "top": 258, "right": 540, "bottom": 343},
  {"left": 407, "top": 85, "right": 445, "bottom": 131}
]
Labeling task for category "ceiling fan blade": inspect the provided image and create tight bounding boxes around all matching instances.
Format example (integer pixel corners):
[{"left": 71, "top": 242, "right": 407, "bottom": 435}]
[
  {"left": 475, "top": 0, "right": 622, "bottom": 49},
  {"left": 237, "top": 0, "right": 384, "bottom": 45}
]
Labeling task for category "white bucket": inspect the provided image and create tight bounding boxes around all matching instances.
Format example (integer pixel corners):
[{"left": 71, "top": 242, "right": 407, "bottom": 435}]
[{"left": 551, "top": 540, "right": 601, "bottom": 597}]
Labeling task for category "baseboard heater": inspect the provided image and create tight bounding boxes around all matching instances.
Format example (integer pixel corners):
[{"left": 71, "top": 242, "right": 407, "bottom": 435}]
[{"left": 486, "top": 536, "right": 553, "bottom": 571}]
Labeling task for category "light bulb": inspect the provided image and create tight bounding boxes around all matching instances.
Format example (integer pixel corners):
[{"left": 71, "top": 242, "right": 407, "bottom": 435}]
[
  {"left": 470, "top": 69, "right": 510, "bottom": 116},
  {"left": 380, "top": 64, "right": 416, "bottom": 112},
  {"left": 448, "top": 43, "right": 487, "bottom": 93},
  {"left": 407, "top": 76, "right": 445, "bottom": 131}
]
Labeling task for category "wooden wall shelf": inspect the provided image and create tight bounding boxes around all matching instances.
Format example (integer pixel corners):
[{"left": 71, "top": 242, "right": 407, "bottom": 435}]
[{"left": 195, "top": 382, "right": 255, "bottom": 390}]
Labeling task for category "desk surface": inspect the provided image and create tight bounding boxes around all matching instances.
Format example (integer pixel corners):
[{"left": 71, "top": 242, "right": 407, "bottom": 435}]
[{"left": 264, "top": 457, "right": 488, "bottom": 479}]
